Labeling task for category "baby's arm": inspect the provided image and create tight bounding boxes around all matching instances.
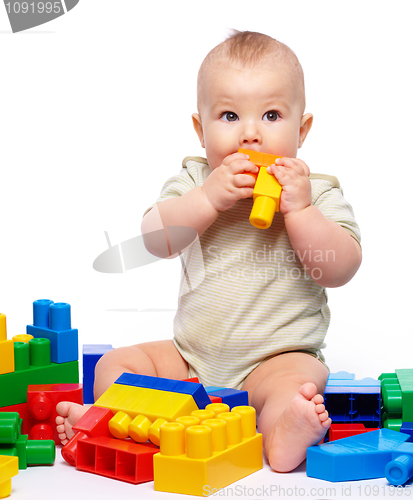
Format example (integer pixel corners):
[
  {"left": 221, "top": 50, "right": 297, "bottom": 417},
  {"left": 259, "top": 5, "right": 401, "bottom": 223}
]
[
  {"left": 268, "top": 158, "right": 362, "bottom": 288},
  {"left": 142, "top": 153, "right": 258, "bottom": 256}
]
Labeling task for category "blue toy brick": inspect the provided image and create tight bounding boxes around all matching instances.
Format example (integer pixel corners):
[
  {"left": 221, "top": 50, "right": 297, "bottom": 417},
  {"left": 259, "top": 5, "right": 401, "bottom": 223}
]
[
  {"left": 27, "top": 300, "right": 78, "bottom": 364},
  {"left": 386, "top": 443, "right": 413, "bottom": 485},
  {"left": 115, "top": 373, "right": 211, "bottom": 409},
  {"left": 307, "top": 429, "right": 409, "bottom": 482},
  {"left": 82, "top": 344, "right": 113, "bottom": 404},
  {"left": 324, "top": 373, "right": 381, "bottom": 425},
  {"left": 205, "top": 386, "right": 225, "bottom": 393},
  {"left": 400, "top": 422, "right": 413, "bottom": 442},
  {"left": 327, "top": 371, "right": 355, "bottom": 381},
  {"left": 206, "top": 388, "right": 249, "bottom": 408}
]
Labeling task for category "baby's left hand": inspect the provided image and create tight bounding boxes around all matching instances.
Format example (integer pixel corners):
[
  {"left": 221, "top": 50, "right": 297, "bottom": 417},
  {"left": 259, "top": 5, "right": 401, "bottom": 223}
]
[{"left": 267, "top": 157, "right": 311, "bottom": 218}]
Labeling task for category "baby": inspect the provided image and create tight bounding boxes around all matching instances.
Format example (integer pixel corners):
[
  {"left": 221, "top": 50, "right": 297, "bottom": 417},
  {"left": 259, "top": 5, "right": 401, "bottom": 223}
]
[{"left": 56, "top": 31, "right": 362, "bottom": 472}]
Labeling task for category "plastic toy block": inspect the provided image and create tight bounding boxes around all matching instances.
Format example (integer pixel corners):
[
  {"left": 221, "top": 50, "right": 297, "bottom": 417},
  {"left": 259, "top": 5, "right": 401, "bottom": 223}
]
[
  {"left": 206, "top": 388, "right": 249, "bottom": 408},
  {"left": 76, "top": 436, "right": 158, "bottom": 484},
  {"left": 0, "top": 341, "right": 14, "bottom": 376},
  {"left": 306, "top": 428, "right": 409, "bottom": 482},
  {"left": 328, "top": 371, "right": 355, "bottom": 380},
  {"left": 27, "top": 383, "right": 83, "bottom": 443},
  {"left": 82, "top": 344, "right": 113, "bottom": 404},
  {"left": 380, "top": 370, "right": 413, "bottom": 430},
  {"left": 400, "top": 422, "right": 413, "bottom": 441},
  {"left": 0, "top": 314, "right": 14, "bottom": 375},
  {"left": 115, "top": 373, "right": 211, "bottom": 410},
  {"left": 205, "top": 386, "right": 225, "bottom": 393},
  {"left": 62, "top": 406, "right": 114, "bottom": 466},
  {"left": 27, "top": 299, "right": 78, "bottom": 363},
  {"left": 328, "top": 423, "right": 379, "bottom": 442},
  {"left": 396, "top": 369, "right": 413, "bottom": 422},
  {"left": 0, "top": 339, "right": 79, "bottom": 407},
  {"left": 12, "top": 334, "right": 33, "bottom": 343},
  {"left": 324, "top": 372, "right": 381, "bottom": 425},
  {"left": 238, "top": 148, "right": 282, "bottom": 229},
  {"left": 0, "top": 412, "right": 55, "bottom": 469},
  {"left": 386, "top": 442, "right": 413, "bottom": 485},
  {"left": 0, "top": 456, "right": 18, "bottom": 499},
  {"left": 183, "top": 377, "right": 200, "bottom": 383},
  {"left": 0, "top": 403, "right": 29, "bottom": 435},
  {"left": 154, "top": 405, "right": 262, "bottom": 496},
  {"left": 209, "top": 395, "right": 222, "bottom": 404},
  {"left": 94, "top": 382, "right": 199, "bottom": 422}
]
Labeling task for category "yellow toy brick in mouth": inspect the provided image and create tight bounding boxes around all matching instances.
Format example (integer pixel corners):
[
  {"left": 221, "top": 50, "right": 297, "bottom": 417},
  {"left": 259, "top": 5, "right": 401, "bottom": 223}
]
[{"left": 238, "top": 148, "right": 283, "bottom": 229}]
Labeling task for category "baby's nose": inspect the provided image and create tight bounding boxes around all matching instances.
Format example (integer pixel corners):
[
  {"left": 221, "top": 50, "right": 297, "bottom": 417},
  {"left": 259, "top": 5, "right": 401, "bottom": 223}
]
[{"left": 240, "top": 122, "right": 262, "bottom": 145}]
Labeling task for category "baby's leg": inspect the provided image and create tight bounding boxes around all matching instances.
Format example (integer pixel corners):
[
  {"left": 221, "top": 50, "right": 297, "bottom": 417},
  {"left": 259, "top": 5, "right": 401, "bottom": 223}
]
[
  {"left": 242, "top": 352, "right": 330, "bottom": 473},
  {"left": 56, "top": 340, "right": 189, "bottom": 444}
]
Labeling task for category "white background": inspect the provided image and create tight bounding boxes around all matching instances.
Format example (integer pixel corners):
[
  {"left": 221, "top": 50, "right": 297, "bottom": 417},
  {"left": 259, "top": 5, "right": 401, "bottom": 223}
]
[{"left": 0, "top": 2, "right": 413, "bottom": 498}]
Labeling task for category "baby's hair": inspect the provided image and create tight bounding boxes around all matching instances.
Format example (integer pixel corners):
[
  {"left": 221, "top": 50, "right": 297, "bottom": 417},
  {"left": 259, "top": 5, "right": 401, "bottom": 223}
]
[{"left": 197, "top": 30, "right": 306, "bottom": 111}]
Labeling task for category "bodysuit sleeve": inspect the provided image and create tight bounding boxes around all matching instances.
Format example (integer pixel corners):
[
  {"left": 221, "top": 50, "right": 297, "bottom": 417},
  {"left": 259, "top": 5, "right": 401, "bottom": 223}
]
[
  {"left": 310, "top": 175, "right": 361, "bottom": 245},
  {"left": 144, "top": 157, "right": 211, "bottom": 216}
]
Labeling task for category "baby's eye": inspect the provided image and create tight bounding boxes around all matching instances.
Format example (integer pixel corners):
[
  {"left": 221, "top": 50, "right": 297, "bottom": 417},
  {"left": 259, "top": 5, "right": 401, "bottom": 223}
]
[
  {"left": 263, "top": 111, "right": 279, "bottom": 122},
  {"left": 221, "top": 112, "right": 239, "bottom": 122}
]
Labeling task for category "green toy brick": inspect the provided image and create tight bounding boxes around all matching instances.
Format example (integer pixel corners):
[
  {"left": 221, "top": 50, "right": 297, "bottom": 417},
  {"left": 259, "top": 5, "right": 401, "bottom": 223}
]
[
  {"left": 396, "top": 370, "right": 413, "bottom": 422},
  {"left": 0, "top": 338, "right": 79, "bottom": 407},
  {"left": 0, "top": 360, "right": 79, "bottom": 407}
]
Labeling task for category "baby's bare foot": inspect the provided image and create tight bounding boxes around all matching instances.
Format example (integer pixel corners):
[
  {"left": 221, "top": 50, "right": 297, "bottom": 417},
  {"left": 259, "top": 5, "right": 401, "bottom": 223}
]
[
  {"left": 266, "top": 382, "right": 331, "bottom": 472},
  {"left": 55, "top": 402, "right": 89, "bottom": 445}
]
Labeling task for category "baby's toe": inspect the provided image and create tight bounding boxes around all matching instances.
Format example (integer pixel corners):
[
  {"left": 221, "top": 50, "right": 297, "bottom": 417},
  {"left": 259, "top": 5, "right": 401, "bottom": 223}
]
[
  {"left": 321, "top": 417, "right": 332, "bottom": 429},
  {"left": 318, "top": 410, "right": 329, "bottom": 423},
  {"left": 56, "top": 423, "right": 66, "bottom": 434},
  {"left": 56, "top": 401, "right": 72, "bottom": 418},
  {"left": 56, "top": 415, "right": 64, "bottom": 425},
  {"left": 312, "top": 393, "right": 324, "bottom": 405},
  {"left": 298, "top": 382, "right": 318, "bottom": 401},
  {"left": 315, "top": 403, "right": 326, "bottom": 414}
]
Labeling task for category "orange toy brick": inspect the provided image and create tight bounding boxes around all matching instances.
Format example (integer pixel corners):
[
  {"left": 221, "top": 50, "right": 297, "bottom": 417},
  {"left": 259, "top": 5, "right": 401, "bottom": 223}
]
[{"left": 238, "top": 148, "right": 282, "bottom": 229}]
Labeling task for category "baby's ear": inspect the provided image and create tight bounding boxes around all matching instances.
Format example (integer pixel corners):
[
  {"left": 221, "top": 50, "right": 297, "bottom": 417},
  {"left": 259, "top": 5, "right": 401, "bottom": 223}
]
[
  {"left": 298, "top": 113, "right": 313, "bottom": 148},
  {"left": 192, "top": 113, "right": 205, "bottom": 148}
]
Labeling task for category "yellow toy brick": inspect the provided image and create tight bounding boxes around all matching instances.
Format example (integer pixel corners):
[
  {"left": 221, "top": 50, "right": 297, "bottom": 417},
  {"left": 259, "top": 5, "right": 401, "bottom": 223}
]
[
  {"left": 0, "top": 314, "right": 14, "bottom": 375},
  {"left": 0, "top": 314, "right": 6, "bottom": 341},
  {"left": 154, "top": 405, "right": 263, "bottom": 496},
  {"left": 0, "top": 455, "right": 19, "bottom": 498},
  {"left": 94, "top": 382, "right": 199, "bottom": 422},
  {"left": 238, "top": 148, "right": 283, "bottom": 229}
]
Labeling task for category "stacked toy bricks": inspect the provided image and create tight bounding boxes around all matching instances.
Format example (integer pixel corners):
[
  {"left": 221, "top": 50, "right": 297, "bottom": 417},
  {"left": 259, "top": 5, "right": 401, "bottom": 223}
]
[
  {"left": 307, "top": 370, "right": 413, "bottom": 485},
  {"left": 380, "top": 369, "right": 413, "bottom": 438},
  {"left": 61, "top": 373, "right": 263, "bottom": 495},
  {"left": 323, "top": 371, "right": 381, "bottom": 442},
  {"left": 0, "top": 300, "right": 82, "bottom": 497}
]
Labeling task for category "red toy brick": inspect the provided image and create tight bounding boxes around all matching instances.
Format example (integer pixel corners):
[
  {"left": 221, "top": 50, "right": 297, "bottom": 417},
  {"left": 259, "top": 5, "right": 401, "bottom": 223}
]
[
  {"left": 76, "top": 436, "right": 158, "bottom": 484},
  {"left": 208, "top": 395, "right": 223, "bottom": 404},
  {"left": 27, "top": 383, "right": 83, "bottom": 443},
  {"left": 62, "top": 406, "right": 114, "bottom": 466},
  {"left": 329, "top": 423, "right": 379, "bottom": 442}
]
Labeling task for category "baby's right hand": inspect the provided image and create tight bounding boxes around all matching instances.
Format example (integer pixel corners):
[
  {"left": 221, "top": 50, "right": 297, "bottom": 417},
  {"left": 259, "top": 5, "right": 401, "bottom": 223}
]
[{"left": 201, "top": 153, "right": 258, "bottom": 212}]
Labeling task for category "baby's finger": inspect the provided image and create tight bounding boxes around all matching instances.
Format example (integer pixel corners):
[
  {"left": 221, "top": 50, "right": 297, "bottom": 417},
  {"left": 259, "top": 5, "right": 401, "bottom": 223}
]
[
  {"left": 234, "top": 173, "right": 257, "bottom": 188},
  {"left": 229, "top": 159, "right": 259, "bottom": 175},
  {"left": 275, "top": 157, "right": 310, "bottom": 176},
  {"left": 222, "top": 152, "right": 251, "bottom": 166}
]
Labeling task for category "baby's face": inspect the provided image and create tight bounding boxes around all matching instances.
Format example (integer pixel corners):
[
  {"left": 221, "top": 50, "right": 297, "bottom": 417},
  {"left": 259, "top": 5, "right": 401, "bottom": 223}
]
[{"left": 193, "top": 59, "right": 311, "bottom": 170}]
